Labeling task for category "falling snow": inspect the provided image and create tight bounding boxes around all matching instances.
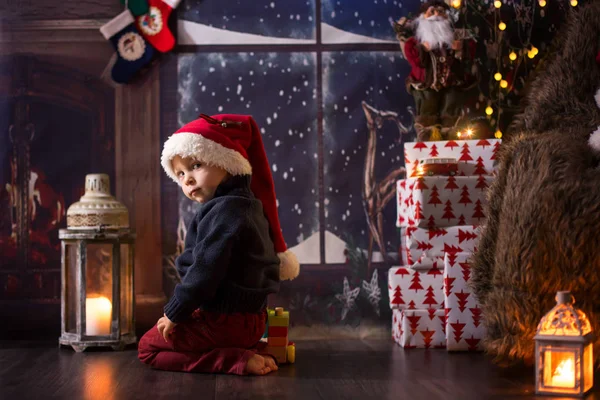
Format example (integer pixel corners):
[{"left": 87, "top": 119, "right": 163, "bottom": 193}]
[{"left": 177, "top": 52, "right": 319, "bottom": 248}]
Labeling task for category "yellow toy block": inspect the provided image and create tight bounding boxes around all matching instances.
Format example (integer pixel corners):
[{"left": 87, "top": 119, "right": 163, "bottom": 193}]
[
  {"left": 268, "top": 307, "right": 289, "bottom": 327},
  {"left": 268, "top": 336, "right": 288, "bottom": 347}
]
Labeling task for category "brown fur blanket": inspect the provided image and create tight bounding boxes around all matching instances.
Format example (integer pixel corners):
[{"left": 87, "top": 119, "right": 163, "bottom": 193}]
[{"left": 471, "top": 2, "right": 600, "bottom": 366}]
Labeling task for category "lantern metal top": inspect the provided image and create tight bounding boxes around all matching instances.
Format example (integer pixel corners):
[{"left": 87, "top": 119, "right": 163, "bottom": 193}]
[
  {"left": 536, "top": 291, "right": 592, "bottom": 337},
  {"left": 66, "top": 174, "right": 129, "bottom": 230}
]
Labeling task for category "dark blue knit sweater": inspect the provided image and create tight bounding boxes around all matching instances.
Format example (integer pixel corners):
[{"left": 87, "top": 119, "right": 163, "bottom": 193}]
[{"left": 164, "top": 175, "right": 281, "bottom": 323}]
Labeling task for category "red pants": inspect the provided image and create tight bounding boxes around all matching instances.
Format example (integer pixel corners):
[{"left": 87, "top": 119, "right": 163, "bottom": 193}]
[{"left": 138, "top": 309, "right": 268, "bottom": 375}]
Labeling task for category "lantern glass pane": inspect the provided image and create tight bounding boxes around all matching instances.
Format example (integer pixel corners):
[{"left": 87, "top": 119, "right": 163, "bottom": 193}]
[
  {"left": 584, "top": 343, "right": 593, "bottom": 393},
  {"left": 541, "top": 345, "right": 579, "bottom": 393},
  {"left": 65, "top": 243, "right": 78, "bottom": 334},
  {"left": 120, "top": 244, "right": 132, "bottom": 335},
  {"left": 85, "top": 243, "right": 114, "bottom": 336}
]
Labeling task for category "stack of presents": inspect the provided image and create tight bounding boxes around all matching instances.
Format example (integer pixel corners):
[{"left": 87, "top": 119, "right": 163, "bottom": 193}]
[{"left": 389, "top": 138, "right": 501, "bottom": 350}]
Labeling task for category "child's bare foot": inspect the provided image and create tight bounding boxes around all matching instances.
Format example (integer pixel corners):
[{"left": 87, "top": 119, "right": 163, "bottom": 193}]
[{"left": 245, "top": 354, "right": 278, "bottom": 375}]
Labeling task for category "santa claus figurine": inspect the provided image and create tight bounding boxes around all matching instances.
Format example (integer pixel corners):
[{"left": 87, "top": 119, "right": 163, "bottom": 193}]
[{"left": 394, "top": 0, "right": 477, "bottom": 141}]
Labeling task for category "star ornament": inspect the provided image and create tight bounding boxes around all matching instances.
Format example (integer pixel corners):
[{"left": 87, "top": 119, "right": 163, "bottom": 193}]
[
  {"left": 335, "top": 277, "right": 361, "bottom": 320},
  {"left": 362, "top": 269, "right": 382, "bottom": 315}
]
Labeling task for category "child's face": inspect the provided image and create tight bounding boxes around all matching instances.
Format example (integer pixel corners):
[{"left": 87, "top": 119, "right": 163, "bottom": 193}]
[{"left": 171, "top": 155, "right": 229, "bottom": 203}]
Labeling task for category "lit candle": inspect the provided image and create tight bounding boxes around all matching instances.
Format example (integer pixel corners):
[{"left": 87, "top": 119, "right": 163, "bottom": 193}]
[
  {"left": 551, "top": 358, "right": 575, "bottom": 388},
  {"left": 86, "top": 296, "right": 112, "bottom": 335}
]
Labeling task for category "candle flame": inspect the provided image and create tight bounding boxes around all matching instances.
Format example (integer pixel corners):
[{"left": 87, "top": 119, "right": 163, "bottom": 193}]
[{"left": 551, "top": 357, "right": 575, "bottom": 388}]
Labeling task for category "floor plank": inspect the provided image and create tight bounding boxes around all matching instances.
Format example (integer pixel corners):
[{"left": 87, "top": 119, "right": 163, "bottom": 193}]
[{"left": 1, "top": 339, "right": 599, "bottom": 400}]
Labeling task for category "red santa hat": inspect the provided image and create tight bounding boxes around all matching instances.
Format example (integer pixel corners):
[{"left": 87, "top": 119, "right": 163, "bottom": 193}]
[{"left": 161, "top": 113, "right": 300, "bottom": 280}]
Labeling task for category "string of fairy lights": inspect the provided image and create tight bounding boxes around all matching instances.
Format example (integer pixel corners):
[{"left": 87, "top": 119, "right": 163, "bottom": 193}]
[{"left": 447, "top": 0, "right": 580, "bottom": 139}]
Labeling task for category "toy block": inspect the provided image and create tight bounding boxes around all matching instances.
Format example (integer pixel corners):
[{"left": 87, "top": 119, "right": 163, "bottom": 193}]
[
  {"left": 268, "top": 307, "right": 289, "bottom": 327},
  {"left": 267, "top": 345, "right": 287, "bottom": 364},
  {"left": 268, "top": 326, "right": 288, "bottom": 337},
  {"left": 268, "top": 336, "right": 288, "bottom": 347}
]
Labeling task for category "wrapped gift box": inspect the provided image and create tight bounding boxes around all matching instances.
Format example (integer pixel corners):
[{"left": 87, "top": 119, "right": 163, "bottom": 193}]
[
  {"left": 408, "top": 175, "right": 493, "bottom": 228},
  {"left": 404, "top": 139, "right": 501, "bottom": 178},
  {"left": 443, "top": 252, "right": 485, "bottom": 351},
  {"left": 388, "top": 265, "right": 444, "bottom": 310},
  {"left": 393, "top": 308, "right": 446, "bottom": 349},
  {"left": 405, "top": 225, "right": 480, "bottom": 265}
]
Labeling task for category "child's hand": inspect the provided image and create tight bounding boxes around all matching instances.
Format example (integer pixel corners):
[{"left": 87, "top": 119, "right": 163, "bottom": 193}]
[{"left": 157, "top": 314, "right": 177, "bottom": 342}]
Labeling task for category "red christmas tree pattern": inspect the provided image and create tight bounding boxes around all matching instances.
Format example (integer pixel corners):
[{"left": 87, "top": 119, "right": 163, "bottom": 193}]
[
  {"left": 406, "top": 226, "right": 417, "bottom": 237},
  {"left": 429, "top": 144, "right": 439, "bottom": 157},
  {"left": 427, "top": 267, "right": 443, "bottom": 277},
  {"left": 472, "top": 200, "right": 485, "bottom": 220},
  {"left": 421, "top": 329, "right": 435, "bottom": 349},
  {"left": 476, "top": 175, "right": 489, "bottom": 190},
  {"left": 428, "top": 186, "right": 442, "bottom": 206},
  {"left": 444, "top": 140, "right": 459, "bottom": 150},
  {"left": 444, "top": 250, "right": 458, "bottom": 267},
  {"left": 476, "top": 139, "right": 491, "bottom": 148},
  {"left": 444, "top": 276, "right": 456, "bottom": 297},
  {"left": 427, "top": 308, "right": 437, "bottom": 320},
  {"left": 465, "top": 336, "right": 481, "bottom": 351},
  {"left": 492, "top": 141, "right": 501, "bottom": 160},
  {"left": 412, "top": 142, "right": 428, "bottom": 152},
  {"left": 413, "top": 201, "right": 423, "bottom": 221},
  {"left": 391, "top": 286, "right": 404, "bottom": 306},
  {"left": 442, "top": 200, "right": 456, "bottom": 221},
  {"left": 474, "top": 156, "right": 487, "bottom": 175},
  {"left": 428, "top": 228, "right": 447, "bottom": 240},
  {"left": 458, "top": 229, "right": 477, "bottom": 243},
  {"left": 416, "top": 241, "right": 434, "bottom": 252},
  {"left": 459, "top": 185, "right": 472, "bottom": 205},
  {"left": 423, "top": 286, "right": 438, "bottom": 307},
  {"left": 459, "top": 143, "right": 473, "bottom": 162},
  {"left": 414, "top": 177, "right": 429, "bottom": 190},
  {"left": 460, "top": 262, "right": 471, "bottom": 282},
  {"left": 445, "top": 175, "right": 459, "bottom": 191},
  {"left": 407, "top": 300, "right": 417, "bottom": 310},
  {"left": 455, "top": 291, "right": 470, "bottom": 312},
  {"left": 427, "top": 215, "right": 436, "bottom": 228},
  {"left": 443, "top": 244, "right": 462, "bottom": 254},
  {"left": 451, "top": 320, "right": 466, "bottom": 343},
  {"left": 409, "top": 271, "right": 423, "bottom": 291},
  {"left": 470, "top": 307, "right": 483, "bottom": 328},
  {"left": 393, "top": 268, "right": 410, "bottom": 277},
  {"left": 410, "top": 160, "right": 419, "bottom": 177},
  {"left": 458, "top": 214, "right": 467, "bottom": 225},
  {"left": 407, "top": 313, "right": 421, "bottom": 335}
]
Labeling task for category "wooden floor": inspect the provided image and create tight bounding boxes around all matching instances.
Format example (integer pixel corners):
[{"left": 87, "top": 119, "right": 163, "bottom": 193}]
[{"left": 1, "top": 339, "right": 598, "bottom": 400}]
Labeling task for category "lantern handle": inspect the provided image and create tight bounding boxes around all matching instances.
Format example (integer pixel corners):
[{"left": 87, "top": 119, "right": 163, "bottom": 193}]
[{"left": 555, "top": 291, "right": 573, "bottom": 305}]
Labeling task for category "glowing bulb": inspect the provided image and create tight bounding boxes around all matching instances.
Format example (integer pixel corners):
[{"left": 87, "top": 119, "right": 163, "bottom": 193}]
[
  {"left": 498, "top": 22, "right": 506, "bottom": 31},
  {"left": 485, "top": 106, "right": 493, "bottom": 116},
  {"left": 570, "top": 0, "right": 578, "bottom": 6},
  {"left": 531, "top": 46, "right": 539, "bottom": 56},
  {"left": 500, "top": 80, "right": 508, "bottom": 88},
  {"left": 457, "top": 131, "right": 463, "bottom": 138},
  {"left": 495, "top": 130, "right": 502, "bottom": 139},
  {"left": 539, "top": 0, "right": 546, "bottom": 6},
  {"left": 494, "top": 0, "right": 502, "bottom": 7},
  {"left": 452, "top": 0, "right": 461, "bottom": 8},
  {"left": 466, "top": 128, "right": 473, "bottom": 137},
  {"left": 528, "top": 50, "right": 535, "bottom": 59},
  {"left": 494, "top": 72, "right": 502, "bottom": 81},
  {"left": 509, "top": 51, "right": 517, "bottom": 61}
]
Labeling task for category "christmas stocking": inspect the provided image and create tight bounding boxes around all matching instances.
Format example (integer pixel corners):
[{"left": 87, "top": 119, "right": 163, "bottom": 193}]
[
  {"left": 100, "top": 10, "right": 155, "bottom": 84},
  {"left": 136, "top": 0, "right": 181, "bottom": 53},
  {"left": 121, "top": 0, "right": 149, "bottom": 16}
]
